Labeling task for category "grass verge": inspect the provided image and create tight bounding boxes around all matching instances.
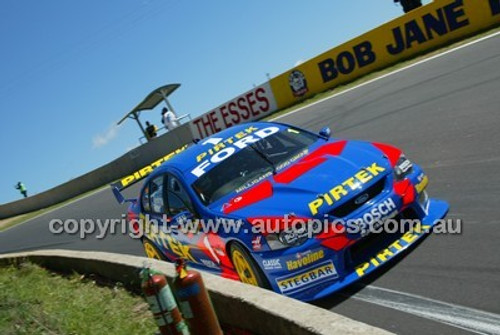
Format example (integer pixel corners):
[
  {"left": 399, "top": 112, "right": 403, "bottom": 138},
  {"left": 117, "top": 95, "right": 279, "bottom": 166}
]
[
  {"left": 266, "top": 26, "right": 500, "bottom": 121},
  {"left": 0, "top": 262, "right": 156, "bottom": 335}
]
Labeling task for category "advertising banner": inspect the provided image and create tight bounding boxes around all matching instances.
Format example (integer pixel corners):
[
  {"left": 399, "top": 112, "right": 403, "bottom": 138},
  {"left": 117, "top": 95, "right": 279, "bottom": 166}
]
[
  {"left": 189, "top": 82, "right": 278, "bottom": 139},
  {"left": 269, "top": 0, "right": 500, "bottom": 109}
]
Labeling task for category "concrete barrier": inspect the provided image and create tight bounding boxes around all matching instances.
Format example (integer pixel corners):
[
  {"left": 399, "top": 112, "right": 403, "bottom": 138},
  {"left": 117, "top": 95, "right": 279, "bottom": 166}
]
[
  {"left": 0, "top": 249, "right": 392, "bottom": 335},
  {"left": 0, "top": 123, "right": 193, "bottom": 219}
]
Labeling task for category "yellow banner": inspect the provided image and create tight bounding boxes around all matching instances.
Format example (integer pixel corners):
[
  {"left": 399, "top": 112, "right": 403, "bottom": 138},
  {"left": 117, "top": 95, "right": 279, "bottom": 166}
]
[
  {"left": 270, "top": 0, "right": 500, "bottom": 109},
  {"left": 111, "top": 145, "right": 189, "bottom": 191}
]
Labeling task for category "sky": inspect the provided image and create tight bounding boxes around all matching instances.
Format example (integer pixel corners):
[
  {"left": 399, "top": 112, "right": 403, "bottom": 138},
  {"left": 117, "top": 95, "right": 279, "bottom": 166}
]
[{"left": 0, "top": 0, "right": 431, "bottom": 204}]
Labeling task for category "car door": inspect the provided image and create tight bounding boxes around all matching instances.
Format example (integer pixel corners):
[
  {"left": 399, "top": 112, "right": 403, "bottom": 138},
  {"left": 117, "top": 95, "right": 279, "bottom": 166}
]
[
  {"left": 165, "top": 173, "right": 222, "bottom": 271},
  {"left": 141, "top": 174, "right": 177, "bottom": 260}
]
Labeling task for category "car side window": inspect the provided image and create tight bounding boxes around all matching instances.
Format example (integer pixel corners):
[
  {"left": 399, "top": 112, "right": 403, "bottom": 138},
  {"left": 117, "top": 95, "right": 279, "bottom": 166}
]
[
  {"left": 150, "top": 176, "right": 165, "bottom": 214},
  {"left": 141, "top": 175, "right": 166, "bottom": 214},
  {"left": 141, "top": 183, "right": 151, "bottom": 212},
  {"left": 166, "top": 175, "right": 193, "bottom": 216}
]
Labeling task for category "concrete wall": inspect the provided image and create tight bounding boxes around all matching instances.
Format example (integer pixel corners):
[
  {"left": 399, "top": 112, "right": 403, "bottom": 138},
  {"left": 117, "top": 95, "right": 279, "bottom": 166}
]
[
  {"left": 0, "top": 123, "right": 193, "bottom": 219},
  {"left": 0, "top": 250, "right": 392, "bottom": 335}
]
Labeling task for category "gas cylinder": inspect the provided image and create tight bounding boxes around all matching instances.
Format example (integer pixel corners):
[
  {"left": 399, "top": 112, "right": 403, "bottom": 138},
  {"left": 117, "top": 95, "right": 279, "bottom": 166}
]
[
  {"left": 141, "top": 267, "right": 190, "bottom": 335},
  {"left": 172, "top": 259, "right": 223, "bottom": 335}
]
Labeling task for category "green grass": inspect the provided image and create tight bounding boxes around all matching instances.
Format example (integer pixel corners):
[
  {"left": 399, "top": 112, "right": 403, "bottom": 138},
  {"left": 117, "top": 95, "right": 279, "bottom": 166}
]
[
  {"left": 0, "top": 263, "right": 156, "bottom": 335},
  {"left": 266, "top": 25, "right": 500, "bottom": 121}
]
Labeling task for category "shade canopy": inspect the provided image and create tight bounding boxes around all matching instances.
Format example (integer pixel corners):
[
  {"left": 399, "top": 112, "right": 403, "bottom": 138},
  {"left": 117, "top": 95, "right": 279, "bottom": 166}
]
[{"left": 117, "top": 83, "right": 180, "bottom": 125}]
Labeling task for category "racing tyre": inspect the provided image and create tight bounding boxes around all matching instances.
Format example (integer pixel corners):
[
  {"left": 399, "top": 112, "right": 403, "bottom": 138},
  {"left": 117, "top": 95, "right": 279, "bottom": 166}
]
[
  {"left": 230, "top": 242, "right": 270, "bottom": 289},
  {"left": 142, "top": 238, "right": 166, "bottom": 261}
]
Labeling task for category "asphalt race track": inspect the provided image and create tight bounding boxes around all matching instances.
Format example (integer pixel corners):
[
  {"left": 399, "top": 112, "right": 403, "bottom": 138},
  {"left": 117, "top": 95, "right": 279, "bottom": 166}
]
[{"left": 1, "top": 33, "right": 500, "bottom": 334}]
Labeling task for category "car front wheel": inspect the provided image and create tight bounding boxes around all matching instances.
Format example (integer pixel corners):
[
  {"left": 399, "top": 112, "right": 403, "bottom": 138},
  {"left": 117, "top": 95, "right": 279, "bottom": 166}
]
[{"left": 230, "top": 242, "right": 270, "bottom": 289}]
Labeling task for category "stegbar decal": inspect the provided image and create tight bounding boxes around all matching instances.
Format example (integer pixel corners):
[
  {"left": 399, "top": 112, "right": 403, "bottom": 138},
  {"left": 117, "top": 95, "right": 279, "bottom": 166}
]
[{"left": 276, "top": 261, "right": 338, "bottom": 294}]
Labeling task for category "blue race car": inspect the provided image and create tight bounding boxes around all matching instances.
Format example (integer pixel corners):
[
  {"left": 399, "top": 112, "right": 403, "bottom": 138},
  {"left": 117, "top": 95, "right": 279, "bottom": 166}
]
[{"left": 112, "top": 121, "right": 448, "bottom": 301}]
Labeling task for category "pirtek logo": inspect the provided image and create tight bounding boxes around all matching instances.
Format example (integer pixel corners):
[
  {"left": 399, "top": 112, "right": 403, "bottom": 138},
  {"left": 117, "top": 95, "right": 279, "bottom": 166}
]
[{"left": 308, "top": 163, "right": 386, "bottom": 216}]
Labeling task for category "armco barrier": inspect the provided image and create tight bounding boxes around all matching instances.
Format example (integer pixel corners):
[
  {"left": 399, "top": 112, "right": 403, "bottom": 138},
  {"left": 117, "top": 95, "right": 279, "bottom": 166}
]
[
  {"left": 0, "top": 250, "right": 392, "bottom": 335},
  {"left": 0, "top": 123, "right": 193, "bottom": 219},
  {"left": 269, "top": 0, "right": 500, "bottom": 109}
]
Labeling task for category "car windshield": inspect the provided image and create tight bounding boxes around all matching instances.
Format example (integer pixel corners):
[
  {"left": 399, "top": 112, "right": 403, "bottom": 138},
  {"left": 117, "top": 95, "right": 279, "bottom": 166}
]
[{"left": 192, "top": 128, "right": 319, "bottom": 205}]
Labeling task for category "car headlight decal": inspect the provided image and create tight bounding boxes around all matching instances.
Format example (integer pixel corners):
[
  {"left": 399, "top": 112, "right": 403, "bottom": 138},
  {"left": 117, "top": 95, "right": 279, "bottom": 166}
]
[{"left": 394, "top": 154, "right": 413, "bottom": 180}]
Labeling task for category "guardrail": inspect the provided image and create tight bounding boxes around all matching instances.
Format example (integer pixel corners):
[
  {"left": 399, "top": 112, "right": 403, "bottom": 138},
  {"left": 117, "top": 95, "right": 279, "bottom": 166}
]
[
  {"left": 0, "top": 250, "right": 392, "bottom": 335},
  {"left": 139, "top": 113, "right": 192, "bottom": 144}
]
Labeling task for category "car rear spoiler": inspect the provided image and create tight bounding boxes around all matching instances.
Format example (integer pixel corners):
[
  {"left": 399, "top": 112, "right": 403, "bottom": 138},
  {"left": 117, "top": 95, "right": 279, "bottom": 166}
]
[{"left": 111, "top": 186, "right": 137, "bottom": 205}]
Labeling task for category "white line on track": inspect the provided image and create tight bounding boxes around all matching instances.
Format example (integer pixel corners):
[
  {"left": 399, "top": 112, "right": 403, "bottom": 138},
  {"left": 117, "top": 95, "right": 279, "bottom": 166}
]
[
  {"left": 270, "top": 30, "right": 500, "bottom": 122},
  {"left": 352, "top": 286, "right": 500, "bottom": 335}
]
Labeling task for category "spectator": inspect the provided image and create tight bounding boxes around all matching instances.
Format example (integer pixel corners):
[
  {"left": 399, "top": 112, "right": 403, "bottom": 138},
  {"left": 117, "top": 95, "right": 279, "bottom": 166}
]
[
  {"left": 161, "top": 107, "right": 179, "bottom": 131},
  {"left": 145, "top": 121, "right": 158, "bottom": 139},
  {"left": 15, "top": 181, "right": 28, "bottom": 198},
  {"left": 394, "top": 0, "right": 422, "bottom": 13}
]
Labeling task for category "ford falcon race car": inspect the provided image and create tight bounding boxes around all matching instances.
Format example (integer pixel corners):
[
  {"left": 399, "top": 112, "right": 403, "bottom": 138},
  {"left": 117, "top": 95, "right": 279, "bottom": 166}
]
[{"left": 112, "top": 122, "right": 448, "bottom": 301}]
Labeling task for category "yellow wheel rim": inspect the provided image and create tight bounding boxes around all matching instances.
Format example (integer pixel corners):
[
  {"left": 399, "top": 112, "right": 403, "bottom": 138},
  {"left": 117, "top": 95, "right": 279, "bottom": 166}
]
[
  {"left": 144, "top": 241, "right": 162, "bottom": 260},
  {"left": 232, "top": 249, "right": 259, "bottom": 286}
]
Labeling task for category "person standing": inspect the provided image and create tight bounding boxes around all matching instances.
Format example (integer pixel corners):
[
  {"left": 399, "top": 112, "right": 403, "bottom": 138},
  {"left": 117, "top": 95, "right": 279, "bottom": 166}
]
[
  {"left": 145, "top": 121, "right": 158, "bottom": 139},
  {"left": 161, "top": 107, "right": 179, "bottom": 131},
  {"left": 15, "top": 182, "right": 28, "bottom": 198}
]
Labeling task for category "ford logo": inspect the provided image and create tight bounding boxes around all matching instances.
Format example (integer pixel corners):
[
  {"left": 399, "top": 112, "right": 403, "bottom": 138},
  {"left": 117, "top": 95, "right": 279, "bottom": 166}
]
[{"left": 354, "top": 193, "right": 370, "bottom": 205}]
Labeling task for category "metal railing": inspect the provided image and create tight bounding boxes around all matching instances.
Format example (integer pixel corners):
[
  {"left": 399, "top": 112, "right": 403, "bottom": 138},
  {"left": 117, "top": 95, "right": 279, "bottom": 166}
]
[{"left": 139, "top": 113, "right": 191, "bottom": 144}]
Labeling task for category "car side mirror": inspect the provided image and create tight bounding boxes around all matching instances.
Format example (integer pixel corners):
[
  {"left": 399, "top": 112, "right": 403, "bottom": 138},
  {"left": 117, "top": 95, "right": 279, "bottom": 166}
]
[{"left": 319, "top": 127, "right": 331, "bottom": 139}]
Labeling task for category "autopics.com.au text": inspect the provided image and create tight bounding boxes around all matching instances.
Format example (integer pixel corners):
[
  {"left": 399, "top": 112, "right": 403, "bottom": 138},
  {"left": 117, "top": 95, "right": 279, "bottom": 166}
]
[{"left": 48, "top": 214, "right": 462, "bottom": 240}]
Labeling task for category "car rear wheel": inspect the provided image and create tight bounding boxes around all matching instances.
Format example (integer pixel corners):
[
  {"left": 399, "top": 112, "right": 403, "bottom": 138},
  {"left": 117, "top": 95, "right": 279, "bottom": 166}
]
[
  {"left": 142, "top": 238, "right": 166, "bottom": 261},
  {"left": 230, "top": 242, "right": 270, "bottom": 289}
]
